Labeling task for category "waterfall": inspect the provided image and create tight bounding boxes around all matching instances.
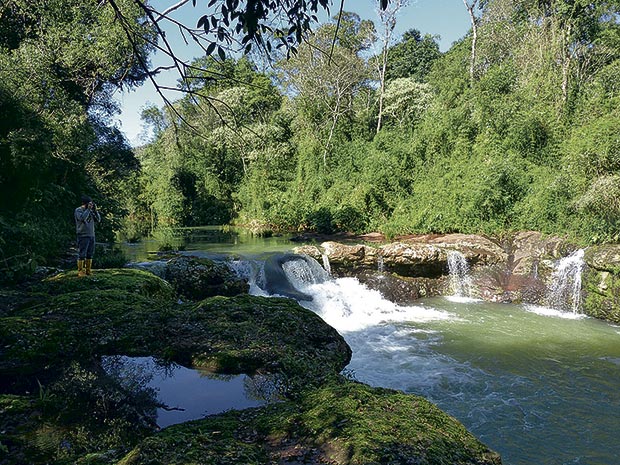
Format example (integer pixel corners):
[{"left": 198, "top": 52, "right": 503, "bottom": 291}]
[
  {"left": 225, "top": 252, "right": 451, "bottom": 332},
  {"left": 227, "top": 253, "right": 329, "bottom": 300},
  {"left": 226, "top": 258, "right": 267, "bottom": 295},
  {"left": 546, "top": 249, "right": 585, "bottom": 313},
  {"left": 321, "top": 253, "right": 332, "bottom": 276},
  {"left": 447, "top": 251, "right": 473, "bottom": 299},
  {"left": 377, "top": 252, "right": 385, "bottom": 273}
]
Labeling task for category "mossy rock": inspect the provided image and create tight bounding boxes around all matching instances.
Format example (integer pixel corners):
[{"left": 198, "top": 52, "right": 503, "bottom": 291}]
[
  {"left": 165, "top": 294, "right": 352, "bottom": 389},
  {"left": 1, "top": 292, "right": 350, "bottom": 394},
  {"left": 117, "top": 379, "right": 502, "bottom": 465},
  {"left": 584, "top": 244, "right": 620, "bottom": 274},
  {"left": 0, "top": 289, "right": 174, "bottom": 376},
  {"left": 165, "top": 256, "right": 249, "bottom": 300},
  {"left": 0, "top": 364, "right": 159, "bottom": 465},
  {"left": 0, "top": 394, "right": 51, "bottom": 465},
  {"left": 583, "top": 269, "right": 620, "bottom": 324},
  {"left": 31, "top": 269, "right": 174, "bottom": 301},
  {"left": 0, "top": 289, "right": 48, "bottom": 317}
]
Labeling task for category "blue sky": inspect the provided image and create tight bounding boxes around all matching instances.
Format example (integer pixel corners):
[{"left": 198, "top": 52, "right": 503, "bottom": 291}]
[{"left": 113, "top": 0, "right": 471, "bottom": 146}]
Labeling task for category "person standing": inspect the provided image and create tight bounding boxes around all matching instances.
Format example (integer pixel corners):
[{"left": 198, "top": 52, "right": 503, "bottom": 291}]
[{"left": 75, "top": 195, "right": 101, "bottom": 277}]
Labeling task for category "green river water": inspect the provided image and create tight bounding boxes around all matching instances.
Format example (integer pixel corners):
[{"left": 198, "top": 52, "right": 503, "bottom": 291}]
[{"left": 122, "top": 227, "right": 620, "bottom": 465}]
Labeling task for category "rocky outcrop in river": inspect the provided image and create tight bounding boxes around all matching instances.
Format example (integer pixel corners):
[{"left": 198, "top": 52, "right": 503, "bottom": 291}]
[{"left": 296, "top": 232, "right": 620, "bottom": 324}]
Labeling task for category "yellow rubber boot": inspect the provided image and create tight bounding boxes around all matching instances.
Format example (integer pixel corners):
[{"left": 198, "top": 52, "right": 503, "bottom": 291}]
[
  {"left": 77, "top": 260, "right": 86, "bottom": 277},
  {"left": 85, "top": 259, "right": 93, "bottom": 276}
]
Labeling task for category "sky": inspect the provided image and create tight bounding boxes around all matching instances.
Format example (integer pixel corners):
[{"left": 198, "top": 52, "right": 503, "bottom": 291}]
[{"left": 112, "top": 0, "right": 471, "bottom": 146}]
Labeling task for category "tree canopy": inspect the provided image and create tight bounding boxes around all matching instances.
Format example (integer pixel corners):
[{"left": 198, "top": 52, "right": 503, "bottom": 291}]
[{"left": 3, "top": 0, "right": 620, "bottom": 282}]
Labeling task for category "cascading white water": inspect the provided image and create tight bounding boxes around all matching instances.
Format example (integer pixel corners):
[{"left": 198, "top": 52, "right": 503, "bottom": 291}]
[
  {"left": 377, "top": 252, "right": 384, "bottom": 273},
  {"left": 221, "top": 251, "right": 620, "bottom": 465},
  {"left": 227, "top": 253, "right": 452, "bottom": 333},
  {"left": 226, "top": 258, "right": 274, "bottom": 297},
  {"left": 273, "top": 255, "right": 452, "bottom": 332},
  {"left": 321, "top": 253, "right": 332, "bottom": 275},
  {"left": 546, "top": 249, "right": 585, "bottom": 313},
  {"left": 447, "top": 251, "right": 473, "bottom": 299}
]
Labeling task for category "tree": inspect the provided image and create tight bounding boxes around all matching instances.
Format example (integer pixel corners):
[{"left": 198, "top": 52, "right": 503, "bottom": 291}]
[
  {"left": 101, "top": 0, "right": 393, "bottom": 125},
  {"left": 385, "top": 29, "right": 442, "bottom": 82},
  {"left": 279, "top": 13, "right": 374, "bottom": 165},
  {"left": 462, "top": 0, "right": 480, "bottom": 82},
  {"left": 0, "top": 0, "right": 150, "bottom": 277},
  {"left": 136, "top": 57, "right": 285, "bottom": 227},
  {"left": 374, "top": 0, "right": 410, "bottom": 133},
  {"left": 382, "top": 78, "right": 433, "bottom": 129}
]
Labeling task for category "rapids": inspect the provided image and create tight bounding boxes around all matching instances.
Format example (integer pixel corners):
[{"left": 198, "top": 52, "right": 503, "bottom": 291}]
[
  {"left": 253, "top": 253, "right": 620, "bottom": 465},
  {"left": 121, "top": 230, "right": 620, "bottom": 465}
]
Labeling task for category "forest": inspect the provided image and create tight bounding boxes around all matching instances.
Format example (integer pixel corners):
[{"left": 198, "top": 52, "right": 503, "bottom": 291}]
[{"left": 2, "top": 0, "right": 620, "bottom": 282}]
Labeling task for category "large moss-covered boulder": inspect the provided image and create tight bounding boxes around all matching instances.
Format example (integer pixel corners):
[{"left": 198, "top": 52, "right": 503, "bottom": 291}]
[
  {"left": 165, "top": 255, "right": 249, "bottom": 300},
  {"left": 165, "top": 294, "right": 351, "bottom": 382},
  {"left": 0, "top": 270, "right": 354, "bottom": 464},
  {"left": 117, "top": 379, "right": 501, "bottom": 465},
  {"left": 1, "top": 270, "right": 350, "bottom": 389},
  {"left": 0, "top": 289, "right": 174, "bottom": 377},
  {"left": 0, "top": 370, "right": 157, "bottom": 465}
]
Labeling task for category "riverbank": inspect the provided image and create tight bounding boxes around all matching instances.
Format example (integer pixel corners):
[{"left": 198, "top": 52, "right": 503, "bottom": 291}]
[{"left": 0, "top": 267, "right": 501, "bottom": 465}]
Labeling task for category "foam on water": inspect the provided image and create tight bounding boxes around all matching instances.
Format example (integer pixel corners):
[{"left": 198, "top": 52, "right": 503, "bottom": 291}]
[
  {"left": 523, "top": 304, "right": 588, "bottom": 320},
  {"left": 445, "top": 295, "right": 481, "bottom": 304},
  {"left": 296, "top": 277, "right": 455, "bottom": 333}
]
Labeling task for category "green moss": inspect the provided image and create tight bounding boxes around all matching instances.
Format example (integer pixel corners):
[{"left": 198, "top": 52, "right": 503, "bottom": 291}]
[
  {"left": 0, "top": 290, "right": 174, "bottom": 376},
  {"left": 0, "top": 289, "right": 47, "bottom": 317},
  {"left": 0, "top": 363, "right": 160, "bottom": 465},
  {"left": 584, "top": 245, "right": 620, "bottom": 274},
  {"left": 165, "top": 295, "right": 351, "bottom": 394},
  {"left": 165, "top": 256, "right": 250, "bottom": 300},
  {"left": 117, "top": 379, "right": 501, "bottom": 465},
  {"left": 583, "top": 269, "right": 620, "bottom": 324},
  {"left": 0, "top": 394, "right": 47, "bottom": 465},
  {"left": 31, "top": 269, "right": 174, "bottom": 301},
  {"left": 1, "top": 292, "right": 350, "bottom": 396}
]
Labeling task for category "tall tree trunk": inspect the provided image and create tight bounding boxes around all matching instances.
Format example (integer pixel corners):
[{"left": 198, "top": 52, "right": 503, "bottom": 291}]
[
  {"left": 463, "top": 0, "right": 479, "bottom": 83},
  {"left": 376, "top": 45, "right": 389, "bottom": 133},
  {"left": 375, "top": 0, "right": 408, "bottom": 134}
]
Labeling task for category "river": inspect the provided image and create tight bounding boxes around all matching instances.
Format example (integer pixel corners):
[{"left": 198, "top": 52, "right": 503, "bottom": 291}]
[{"left": 122, "top": 227, "right": 620, "bottom": 465}]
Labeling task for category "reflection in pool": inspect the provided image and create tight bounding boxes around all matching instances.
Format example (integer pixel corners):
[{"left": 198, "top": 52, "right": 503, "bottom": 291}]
[{"left": 102, "top": 356, "right": 280, "bottom": 428}]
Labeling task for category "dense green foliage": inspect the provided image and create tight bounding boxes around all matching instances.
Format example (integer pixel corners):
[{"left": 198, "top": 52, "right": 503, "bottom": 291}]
[
  {"left": 133, "top": 1, "right": 620, "bottom": 244},
  {"left": 0, "top": 0, "right": 152, "bottom": 281},
  {"left": 4, "top": 0, "right": 620, "bottom": 282}
]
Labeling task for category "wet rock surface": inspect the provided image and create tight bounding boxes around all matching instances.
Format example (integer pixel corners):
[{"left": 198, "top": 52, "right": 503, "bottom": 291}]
[
  {"left": 117, "top": 380, "right": 502, "bottom": 465},
  {"left": 356, "top": 270, "right": 447, "bottom": 304},
  {"left": 295, "top": 233, "right": 620, "bottom": 319},
  {"left": 164, "top": 255, "right": 249, "bottom": 300},
  {"left": 582, "top": 244, "right": 620, "bottom": 324}
]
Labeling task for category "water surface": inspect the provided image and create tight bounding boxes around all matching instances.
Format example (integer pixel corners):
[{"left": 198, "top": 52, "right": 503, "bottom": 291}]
[
  {"left": 103, "top": 356, "right": 275, "bottom": 428},
  {"left": 301, "top": 278, "right": 620, "bottom": 465},
  {"left": 121, "top": 234, "right": 620, "bottom": 464}
]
